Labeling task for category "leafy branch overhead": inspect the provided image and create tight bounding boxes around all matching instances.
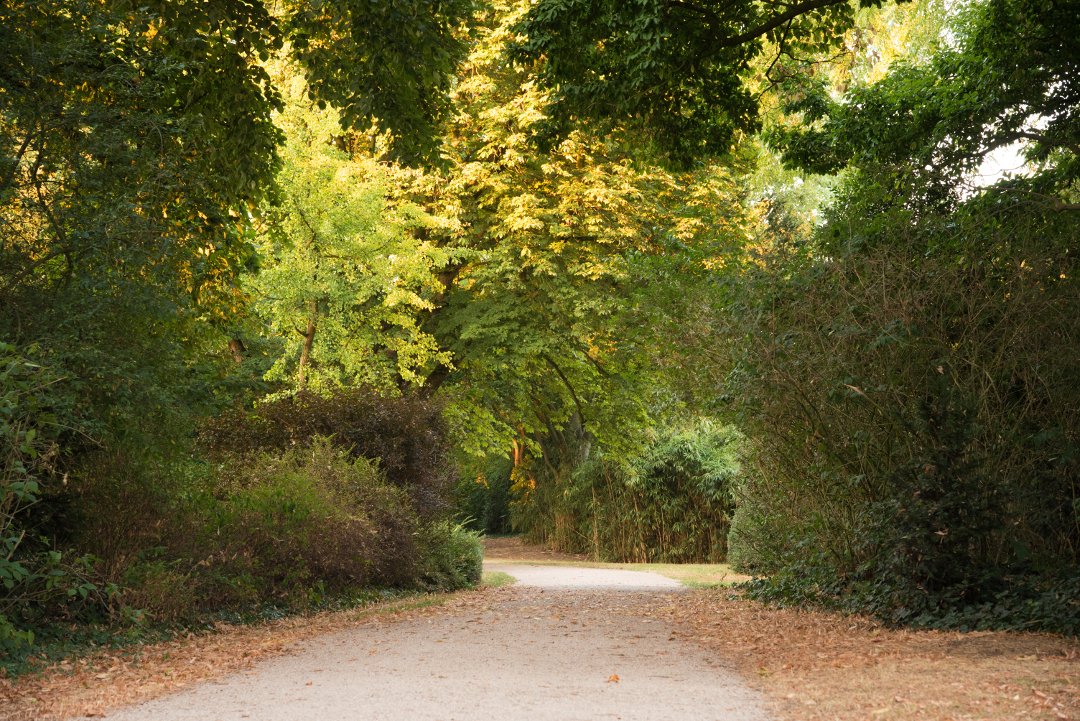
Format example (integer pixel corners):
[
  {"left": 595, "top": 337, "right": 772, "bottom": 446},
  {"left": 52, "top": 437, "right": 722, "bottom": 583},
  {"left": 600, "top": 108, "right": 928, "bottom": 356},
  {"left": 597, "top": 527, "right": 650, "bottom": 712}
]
[
  {"left": 770, "top": 0, "right": 1080, "bottom": 188},
  {"left": 510, "top": 0, "right": 903, "bottom": 162},
  {"left": 285, "top": 0, "right": 478, "bottom": 165}
]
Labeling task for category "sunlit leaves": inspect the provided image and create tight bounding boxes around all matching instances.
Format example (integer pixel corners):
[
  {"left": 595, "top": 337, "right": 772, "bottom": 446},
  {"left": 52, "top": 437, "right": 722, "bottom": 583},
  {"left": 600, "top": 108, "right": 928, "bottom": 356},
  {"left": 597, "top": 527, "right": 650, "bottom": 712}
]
[
  {"left": 252, "top": 69, "right": 453, "bottom": 392},
  {"left": 423, "top": 1, "right": 753, "bottom": 457}
]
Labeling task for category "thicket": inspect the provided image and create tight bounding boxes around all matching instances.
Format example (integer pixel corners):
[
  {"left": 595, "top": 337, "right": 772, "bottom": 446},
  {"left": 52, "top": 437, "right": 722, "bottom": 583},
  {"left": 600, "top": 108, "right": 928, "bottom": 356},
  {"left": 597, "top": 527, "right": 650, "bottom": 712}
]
[
  {"left": 719, "top": 0, "right": 1080, "bottom": 633},
  {"left": 1, "top": 344, "right": 97, "bottom": 651},
  {"left": 0, "top": 383, "right": 479, "bottom": 663},
  {"left": 455, "top": 457, "right": 514, "bottom": 536},
  {"left": 725, "top": 178, "right": 1079, "bottom": 633},
  {"left": 201, "top": 389, "right": 457, "bottom": 518},
  {"left": 508, "top": 420, "right": 741, "bottom": 562}
]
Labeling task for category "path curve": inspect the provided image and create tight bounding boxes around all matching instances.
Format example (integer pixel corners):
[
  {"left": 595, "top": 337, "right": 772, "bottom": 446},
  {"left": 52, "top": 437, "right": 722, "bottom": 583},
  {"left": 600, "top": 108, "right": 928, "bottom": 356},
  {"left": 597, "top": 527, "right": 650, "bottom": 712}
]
[
  {"left": 80, "top": 566, "right": 768, "bottom": 721},
  {"left": 486, "top": 562, "right": 686, "bottom": 590}
]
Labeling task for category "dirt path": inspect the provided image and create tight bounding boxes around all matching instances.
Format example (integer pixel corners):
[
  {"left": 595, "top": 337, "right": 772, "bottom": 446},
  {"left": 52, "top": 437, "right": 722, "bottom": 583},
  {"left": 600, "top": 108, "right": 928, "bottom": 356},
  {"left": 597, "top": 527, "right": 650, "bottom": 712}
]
[{"left": 77, "top": 567, "right": 767, "bottom": 721}]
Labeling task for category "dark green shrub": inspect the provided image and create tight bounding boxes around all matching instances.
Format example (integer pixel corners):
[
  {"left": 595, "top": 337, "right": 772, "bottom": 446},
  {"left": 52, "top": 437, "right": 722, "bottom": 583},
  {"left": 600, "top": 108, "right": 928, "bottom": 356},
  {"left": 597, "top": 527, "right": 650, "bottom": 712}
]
[
  {"left": 418, "top": 520, "right": 483, "bottom": 591},
  {"left": 201, "top": 389, "right": 457, "bottom": 518},
  {"left": 0, "top": 344, "right": 114, "bottom": 651},
  {"left": 196, "top": 440, "right": 423, "bottom": 604},
  {"left": 724, "top": 179, "right": 1080, "bottom": 632},
  {"left": 66, "top": 439, "right": 424, "bottom": 619}
]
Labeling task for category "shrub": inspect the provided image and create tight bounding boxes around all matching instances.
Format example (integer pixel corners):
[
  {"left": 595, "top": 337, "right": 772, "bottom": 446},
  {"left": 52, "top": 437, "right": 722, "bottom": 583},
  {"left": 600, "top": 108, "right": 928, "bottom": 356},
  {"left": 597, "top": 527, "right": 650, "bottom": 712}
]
[
  {"left": 66, "top": 439, "right": 426, "bottom": 619},
  {"left": 195, "top": 440, "right": 425, "bottom": 605},
  {"left": 513, "top": 419, "right": 741, "bottom": 562},
  {"left": 418, "top": 520, "right": 483, "bottom": 591},
  {"left": 723, "top": 179, "right": 1080, "bottom": 632},
  {"left": 0, "top": 344, "right": 107, "bottom": 651},
  {"left": 201, "top": 388, "right": 457, "bottom": 518}
]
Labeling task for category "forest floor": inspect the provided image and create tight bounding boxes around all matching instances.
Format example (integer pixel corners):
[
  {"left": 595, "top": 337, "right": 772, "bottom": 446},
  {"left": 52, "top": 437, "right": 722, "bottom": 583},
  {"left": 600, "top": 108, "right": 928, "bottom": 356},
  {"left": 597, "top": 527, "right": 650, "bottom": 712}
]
[{"left": 0, "top": 538, "right": 1075, "bottom": 721}]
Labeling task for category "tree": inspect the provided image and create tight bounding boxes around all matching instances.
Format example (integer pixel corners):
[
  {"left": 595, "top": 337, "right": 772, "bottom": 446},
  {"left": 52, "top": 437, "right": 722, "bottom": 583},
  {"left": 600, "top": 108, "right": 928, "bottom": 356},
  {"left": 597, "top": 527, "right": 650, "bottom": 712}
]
[
  {"left": 418, "top": 0, "right": 753, "bottom": 459},
  {"left": 284, "top": 0, "right": 477, "bottom": 165},
  {"left": 250, "top": 66, "right": 453, "bottom": 393},
  {"left": 0, "top": 0, "right": 481, "bottom": 437},
  {"left": 772, "top": 0, "right": 1080, "bottom": 190},
  {"left": 0, "top": 0, "right": 481, "bottom": 644},
  {"left": 0, "top": 0, "right": 285, "bottom": 442},
  {"left": 510, "top": 0, "right": 904, "bottom": 162}
]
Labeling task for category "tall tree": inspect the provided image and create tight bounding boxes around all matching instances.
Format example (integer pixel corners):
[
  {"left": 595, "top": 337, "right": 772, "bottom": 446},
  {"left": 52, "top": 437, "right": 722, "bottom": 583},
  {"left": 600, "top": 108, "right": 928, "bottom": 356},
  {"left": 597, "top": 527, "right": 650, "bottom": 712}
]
[{"left": 420, "top": 1, "right": 753, "bottom": 458}]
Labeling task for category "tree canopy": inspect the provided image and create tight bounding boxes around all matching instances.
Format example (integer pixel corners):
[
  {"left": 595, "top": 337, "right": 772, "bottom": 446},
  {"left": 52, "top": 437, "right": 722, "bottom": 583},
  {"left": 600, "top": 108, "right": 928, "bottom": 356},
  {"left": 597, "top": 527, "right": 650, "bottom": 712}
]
[{"left": 510, "top": 0, "right": 905, "bottom": 162}]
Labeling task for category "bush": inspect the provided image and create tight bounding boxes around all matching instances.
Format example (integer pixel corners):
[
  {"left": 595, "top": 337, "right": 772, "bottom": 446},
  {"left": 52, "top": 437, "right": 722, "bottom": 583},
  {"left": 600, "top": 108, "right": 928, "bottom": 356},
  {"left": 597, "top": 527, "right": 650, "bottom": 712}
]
[
  {"left": 723, "top": 177, "right": 1080, "bottom": 632},
  {"left": 203, "top": 441, "right": 423, "bottom": 600},
  {"left": 418, "top": 520, "right": 483, "bottom": 591},
  {"left": 67, "top": 437, "right": 476, "bottom": 627},
  {"left": 513, "top": 419, "right": 741, "bottom": 562},
  {"left": 0, "top": 344, "right": 109, "bottom": 651},
  {"left": 200, "top": 388, "right": 457, "bottom": 518}
]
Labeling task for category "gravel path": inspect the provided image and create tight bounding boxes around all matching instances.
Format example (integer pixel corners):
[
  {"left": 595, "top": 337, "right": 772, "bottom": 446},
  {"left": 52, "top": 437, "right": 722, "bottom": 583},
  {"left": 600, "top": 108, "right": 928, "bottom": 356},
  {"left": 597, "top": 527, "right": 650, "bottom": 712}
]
[{"left": 82, "top": 565, "right": 768, "bottom": 721}]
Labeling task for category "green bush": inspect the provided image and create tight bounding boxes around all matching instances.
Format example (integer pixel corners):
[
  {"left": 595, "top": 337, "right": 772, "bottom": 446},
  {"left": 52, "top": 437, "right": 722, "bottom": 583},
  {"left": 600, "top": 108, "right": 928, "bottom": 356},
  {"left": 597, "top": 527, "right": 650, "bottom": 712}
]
[
  {"left": 67, "top": 437, "right": 476, "bottom": 629},
  {"left": 201, "top": 388, "right": 457, "bottom": 518},
  {"left": 724, "top": 178, "right": 1080, "bottom": 632},
  {"left": 202, "top": 441, "right": 423, "bottom": 601},
  {"left": 418, "top": 520, "right": 483, "bottom": 591},
  {"left": 0, "top": 344, "right": 113, "bottom": 651},
  {"left": 513, "top": 419, "right": 741, "bottom": 562}
]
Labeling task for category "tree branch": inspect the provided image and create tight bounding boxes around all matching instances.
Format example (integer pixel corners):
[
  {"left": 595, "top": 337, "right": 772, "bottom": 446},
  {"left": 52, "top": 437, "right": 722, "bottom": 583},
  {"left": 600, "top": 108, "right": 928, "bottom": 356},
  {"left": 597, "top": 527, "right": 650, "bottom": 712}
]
[
  {"left": 666, "top": 0, "right": 721, "bottom": 25},
  {"left": 714, "top": 0, "right": 848, "bottom": 49},
  {"left": 1005, "top": 130, "right": 1080, "bottom": 158},
  {"left": 543, "top": 354, "right": 587, "bottom": 429},
  {"left": 0, "top": 124, "right": 36, "bottom": 194}
]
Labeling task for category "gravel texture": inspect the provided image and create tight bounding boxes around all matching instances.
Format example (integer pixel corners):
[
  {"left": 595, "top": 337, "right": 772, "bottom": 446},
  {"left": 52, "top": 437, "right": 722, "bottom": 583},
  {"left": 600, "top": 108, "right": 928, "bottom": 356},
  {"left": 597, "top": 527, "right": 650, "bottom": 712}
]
[{"left": 81, "top": 566, "right": 767, "bottom": 721}]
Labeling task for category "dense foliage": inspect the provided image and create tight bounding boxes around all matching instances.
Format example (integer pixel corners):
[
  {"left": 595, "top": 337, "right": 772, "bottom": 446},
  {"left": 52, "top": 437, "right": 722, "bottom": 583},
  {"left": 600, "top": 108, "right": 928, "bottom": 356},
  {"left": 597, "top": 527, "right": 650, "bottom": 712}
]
[
  {"left": 0, "top": 0, "right": 483, "bottom": 657},
  {"left": 514, "top": 421, "right": 742, "bottom": 562},
  {"left": 201, "top": 388, "right": 458, "bottom": 519},
  {"left": 728, "top": 186, "right": 1079, "bottom": 631},
  {"left": 723, "top": 0, "right": 1080, "bottom": 631},
  {"left": 67, "top": 440, "right": 479, "bottom": 618},
  {"left": 511, "top": 0, "right": 898, "bottom": 162}
]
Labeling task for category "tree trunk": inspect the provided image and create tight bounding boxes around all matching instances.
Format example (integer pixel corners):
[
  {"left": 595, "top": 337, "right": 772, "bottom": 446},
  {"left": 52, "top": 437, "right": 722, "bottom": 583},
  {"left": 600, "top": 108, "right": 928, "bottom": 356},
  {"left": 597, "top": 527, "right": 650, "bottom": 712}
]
[{"left": 297, "top": 300, "right": 317, "bottom": 389}]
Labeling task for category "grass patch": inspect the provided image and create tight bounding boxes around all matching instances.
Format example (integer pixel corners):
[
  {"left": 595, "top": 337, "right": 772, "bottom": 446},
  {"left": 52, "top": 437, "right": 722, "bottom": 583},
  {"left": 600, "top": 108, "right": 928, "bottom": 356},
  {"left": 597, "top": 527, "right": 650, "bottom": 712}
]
[
  {"left": 481, "top": 571, "right": 517, "bottom": 588},
  {"left": 348, "top": 594, "right": 454, "bottom": 619},
  {"left": 618, "top": 563, "right": 749, "bottom": 588}
]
